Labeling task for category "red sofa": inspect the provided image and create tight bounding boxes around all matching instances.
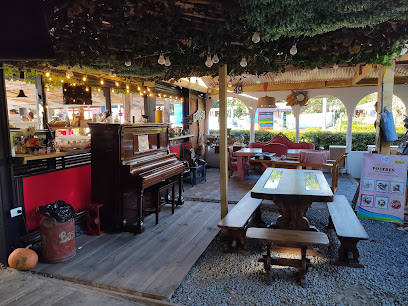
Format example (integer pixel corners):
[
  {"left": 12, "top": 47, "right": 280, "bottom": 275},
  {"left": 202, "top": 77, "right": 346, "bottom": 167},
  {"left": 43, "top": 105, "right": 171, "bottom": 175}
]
[{"left": 249, "top": 133, "right": 315, "bottom": 150}]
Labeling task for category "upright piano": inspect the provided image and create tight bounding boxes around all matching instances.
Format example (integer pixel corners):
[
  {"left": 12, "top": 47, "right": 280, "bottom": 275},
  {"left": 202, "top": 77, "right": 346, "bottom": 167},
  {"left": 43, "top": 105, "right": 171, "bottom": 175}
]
[{"left": 88, "top": 123, "right": 185, "bottom": 233}]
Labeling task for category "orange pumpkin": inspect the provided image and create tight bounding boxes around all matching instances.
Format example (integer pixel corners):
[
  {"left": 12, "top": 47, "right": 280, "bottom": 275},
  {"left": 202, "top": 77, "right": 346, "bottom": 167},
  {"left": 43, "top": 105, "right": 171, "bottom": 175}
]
[{"left": 8, "top": 245, "right": 38, "bottom": 270}]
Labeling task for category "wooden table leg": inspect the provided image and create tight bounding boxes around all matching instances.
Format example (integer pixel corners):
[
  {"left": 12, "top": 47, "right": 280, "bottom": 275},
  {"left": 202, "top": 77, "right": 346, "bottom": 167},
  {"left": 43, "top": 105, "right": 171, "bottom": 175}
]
[
  {"left": 274, "top": 199, "right": 312, "bottom": 231},
  {"left": 237, "top": 155, "right": 244, "bottom": 180}
]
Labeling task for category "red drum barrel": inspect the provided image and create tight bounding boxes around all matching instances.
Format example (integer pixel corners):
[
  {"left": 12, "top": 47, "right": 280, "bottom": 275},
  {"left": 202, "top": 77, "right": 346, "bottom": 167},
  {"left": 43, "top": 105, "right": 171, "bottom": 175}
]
[{"left": 40, "top": 217, "right": 76, "bottom": 263}]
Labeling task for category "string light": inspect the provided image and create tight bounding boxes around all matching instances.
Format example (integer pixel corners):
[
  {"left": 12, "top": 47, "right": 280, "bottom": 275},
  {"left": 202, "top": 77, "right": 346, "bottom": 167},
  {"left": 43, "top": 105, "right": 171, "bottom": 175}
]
[
  {"left": 127, "top": 89, "right": 130, "bottom": 93},
  {"left": 126, "top": 85, "right": 129, "bottom": 90},
  {"left": 97, "top": 88, "right": 101, "bottom": 92},
  {"left": 333, "top": 63, "right": 339, "bottom": 70},
  {"left": 158, "top": 53, "right": 165, "bottom": 65},
  {"left": 137, "top": 86, "right": 141, "bottom": 91},
  {"left": 85, "top": 87, "right": 89, "bottom": 92},
  {"left": 252, "top": 32, "right": 261, "bottom": 43},
  {"left": 46, "top": 87, "right": 49, "bottom": 91},
  {"left": 61, "top": 79, "right": 64, "bottom": 83},
  {"left": 240, "top": 57, "right": 247, "bottom": 67},
  {"left": 111, "top": 88, "right": 115, "bottom": 93},
  {"left": 100, "top": 79, "right": 104, "bottom": 85},
  {"left": 125, "top": 60, "right": 132, "bottom": 67},
  {"left": 45, "top": 71, "right": 50, "bottom": 77},
  {"left": 48, "top": 77, "right": 52, "bottom": 81},
  {"left": 143, "top": 90, "right": 146, "bottom": 94},
  {"left": 115, "top": 82, "right": 119, "bottom": 87},
  {"left": 205, "top": 55, "right": 213, "bottom": 67},
  {"left": 147, "top": 88, "right": 150, "bottom": 92},
  {"left": 139, "top": 92, "right": 143, "bottom": 96},
  {"left": 82, "top": 75, "right": 87, "bottom": 82},
  {"left": 73, "top": 83, "right": 76, "bottom": 86},
  {"left": 65, "top": 67, "right": 74, "bottom": 79},
  {"left": 290, "top": 44, "right": 297, "bottom": 55},
  {"left": 164, "top": 57, "right": 171, "bottom": 67},
  {"left": 212, "top": 54, "right": 219, "bottom": 64}
]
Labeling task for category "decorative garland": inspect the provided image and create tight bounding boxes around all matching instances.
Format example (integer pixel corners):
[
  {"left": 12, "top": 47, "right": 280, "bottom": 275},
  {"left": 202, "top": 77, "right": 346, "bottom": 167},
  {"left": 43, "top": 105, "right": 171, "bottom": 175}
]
[{"left": 13, "top": 0, "right": 407, "bottom": 80}]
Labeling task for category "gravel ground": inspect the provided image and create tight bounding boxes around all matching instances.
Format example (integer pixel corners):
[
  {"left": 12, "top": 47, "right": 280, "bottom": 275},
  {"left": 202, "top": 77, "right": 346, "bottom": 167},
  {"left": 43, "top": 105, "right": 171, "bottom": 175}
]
[{"left": 170, "top": 203, "right": 408, "bottom": 305}]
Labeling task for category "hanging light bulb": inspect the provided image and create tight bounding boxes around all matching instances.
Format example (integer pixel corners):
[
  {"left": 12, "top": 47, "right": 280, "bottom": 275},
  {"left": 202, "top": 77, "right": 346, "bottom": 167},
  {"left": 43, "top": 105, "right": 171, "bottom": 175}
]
[
  {"left": 147, "top": 87, "right": 150, "bottom": 92},
  {"left": 252, "top": 32, "right": 261, "bottom": 43},
  {"left": 125, "top": 60, "right": 132, "bottom": 67},
  {"left": 85, "top": 87, "right": 89, "bottom": 92},
  {"left": 45, "top": 70, "right": 50, "bottom": 77},
  {"left": 212, "top": 54, "right": 219, "bottom": 64},
  {"left": 137, "top": 86, "right": 141, "bottom": 91},
  {"left": 82, "top": 75, "right": 87, "bottom": 82},
  {"left": 164, "top": 56, "right": 171, "bottom": 67},
  {"left": 290, "top": 44, "right": 297, "bottom": 55},
  {"left": 127, "top": 89, "right": 130, "bottom": 93},
  {"left": 109, "top": 69, "right": 117, "bottom": 77},
  {"left": 205, "top": 55, "right": 213, "bottom": 67},
  {"left": 275, "top": 72, "right": 279, "bottom": 82},
  {"left": 158, "top": 53, "right": 165, "bottom": 65},
  {"left": 115, "top": 82, "right": 119, "bottom": 87},
  {"left": 100, "top": 79, "right": 104, "bottom": 85},
  {"left": 301, "top": 68, "right": 307, "bottom": 76},
  {"left": 333, "top": 63, "right": 339, "bottom": 70},
  {"left": 65, "top": 67, "right": 74, "bottom": 79},
  {"left": 256, "top": 78, "right": 262, "bottom": 84},
  {"left": 61, "top": 79, "right": 64, "bottom": 83},
  {"left": 111, "top": 88, "right": 115, "bottom": 93},
  {"left": 97, "top": 88, "right": 101, "bottom": 92},
  {"left": 228, "top": 82, "right": 232, "bottom": 87},
  {"left": 240, "top": 57, "right": 247, "bottom": 67},
  {"left": 126, "top": 85, "right": 129, "bottom": 90}
]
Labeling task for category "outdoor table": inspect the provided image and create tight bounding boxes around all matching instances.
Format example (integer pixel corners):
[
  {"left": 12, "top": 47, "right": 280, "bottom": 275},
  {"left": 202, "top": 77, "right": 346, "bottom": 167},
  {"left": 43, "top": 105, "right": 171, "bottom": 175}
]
[
  {"left": 251, "top": 168, "right": 333, "bottom": 230},
  {"left": 235, "top": 148, "right": 303, "bottom": 180},
  {"left": 235, "top": 148, "right": 262, "bottom": 180}
]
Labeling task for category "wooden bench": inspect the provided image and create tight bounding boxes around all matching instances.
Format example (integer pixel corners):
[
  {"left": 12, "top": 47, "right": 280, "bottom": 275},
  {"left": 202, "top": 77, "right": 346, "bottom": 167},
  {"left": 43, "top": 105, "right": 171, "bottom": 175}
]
[
  {"left": 217, "top": 191, "right": 263, "bottom": 253},
  {"left": 246, "top": 228, "right": 329, "bottom": 287},
  {"left": 327, "top": 195, "right": 369, "bottom": 268}
]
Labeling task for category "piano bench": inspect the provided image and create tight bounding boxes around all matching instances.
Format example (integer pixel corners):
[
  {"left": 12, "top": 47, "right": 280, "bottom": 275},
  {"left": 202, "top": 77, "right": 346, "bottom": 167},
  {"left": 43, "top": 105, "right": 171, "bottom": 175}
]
[{"left": 143, "top": 181, "right": 176, "bottom": 225}]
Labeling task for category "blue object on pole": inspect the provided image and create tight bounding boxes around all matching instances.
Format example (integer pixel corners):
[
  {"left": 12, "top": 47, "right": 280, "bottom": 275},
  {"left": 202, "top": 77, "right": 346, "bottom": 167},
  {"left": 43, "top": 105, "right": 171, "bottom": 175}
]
[{"left": 380, "top": 109, "right": 398, "bottom": 142}]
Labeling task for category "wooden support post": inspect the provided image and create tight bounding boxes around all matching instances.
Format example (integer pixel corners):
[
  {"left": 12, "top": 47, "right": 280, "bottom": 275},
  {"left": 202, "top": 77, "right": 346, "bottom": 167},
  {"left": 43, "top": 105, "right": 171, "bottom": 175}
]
[
  {"left": 35, "top": 75, "right": 48, "bottom": 129},
  {"left": 292, "top": 105, "right": 301, "bottom": 142},
  {"left": 102, "top": 87, "right": 112, "bottom": 115},
  {"left": 123, "top": 93, "right": 131, "bottom": 123},
  {"left": 375, "top": 63, "right": 395, "bottom": 154},
  {"left": 144, "top": 94, "right": 156, "bottom": 123},
  {"left": 219, "top": 64, "right": 228, "bottom": 219},
  {"left": 0, "top": 63, "right": 21, "bottom": 264}
]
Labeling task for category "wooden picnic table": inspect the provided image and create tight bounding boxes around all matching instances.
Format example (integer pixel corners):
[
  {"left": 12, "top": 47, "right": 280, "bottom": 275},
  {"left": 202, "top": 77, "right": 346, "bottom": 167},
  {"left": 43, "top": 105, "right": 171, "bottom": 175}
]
[{"left": 251, "top": 168, "right": 333, "bottom": 230}]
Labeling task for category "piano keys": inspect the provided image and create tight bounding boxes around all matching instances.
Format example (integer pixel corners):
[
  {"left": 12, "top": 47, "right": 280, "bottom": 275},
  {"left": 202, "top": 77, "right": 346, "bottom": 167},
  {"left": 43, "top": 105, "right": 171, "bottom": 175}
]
[{"left": 88, "top": 123, "right": 185, "bottom": 234}]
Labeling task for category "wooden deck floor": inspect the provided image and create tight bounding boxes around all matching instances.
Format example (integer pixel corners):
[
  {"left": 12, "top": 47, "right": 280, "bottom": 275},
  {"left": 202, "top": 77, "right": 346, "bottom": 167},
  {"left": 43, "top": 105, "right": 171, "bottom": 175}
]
[{"left": 32, "top": 200, "right": 221, "bottom": 300}]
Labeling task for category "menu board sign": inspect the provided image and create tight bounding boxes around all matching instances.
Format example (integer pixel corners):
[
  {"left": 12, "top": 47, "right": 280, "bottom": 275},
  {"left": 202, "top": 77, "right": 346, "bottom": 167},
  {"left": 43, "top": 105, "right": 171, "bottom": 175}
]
[
  {"left": 259, "top": 110, "right": 273, "bottom": 130},
  {"left": 358, "top": 153, "right": 408, "bottom": 224}
]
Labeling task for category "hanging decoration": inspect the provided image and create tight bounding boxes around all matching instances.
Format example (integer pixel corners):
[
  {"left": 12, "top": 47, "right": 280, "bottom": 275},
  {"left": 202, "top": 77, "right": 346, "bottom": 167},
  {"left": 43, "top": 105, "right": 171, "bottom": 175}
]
[
  {"left": 286, "top": 90, "right": 308, "bottom": 106},
  {"left": 252, "top": 32, "right": 261, "bottom": 43}
]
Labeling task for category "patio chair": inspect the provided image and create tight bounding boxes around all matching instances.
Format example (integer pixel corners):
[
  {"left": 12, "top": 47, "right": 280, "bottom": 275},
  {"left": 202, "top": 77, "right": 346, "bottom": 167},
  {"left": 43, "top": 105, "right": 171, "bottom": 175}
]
[
  {"left": 228, "top": 147, "right": 252, "bottom": 178},
  {"left": 262, "top": 143, "right": 288, "bottom": 157}
]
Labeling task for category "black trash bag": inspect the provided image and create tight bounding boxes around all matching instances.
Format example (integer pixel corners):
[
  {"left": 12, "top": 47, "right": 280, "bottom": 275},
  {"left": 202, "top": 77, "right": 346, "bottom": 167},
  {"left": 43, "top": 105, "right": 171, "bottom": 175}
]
[{"left": 37, "top": 200, "right": 76, "bottom": 223}]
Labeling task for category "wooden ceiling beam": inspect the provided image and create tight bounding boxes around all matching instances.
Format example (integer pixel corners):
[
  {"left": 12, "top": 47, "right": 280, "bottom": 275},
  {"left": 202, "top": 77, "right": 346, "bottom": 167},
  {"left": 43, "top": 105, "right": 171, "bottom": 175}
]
[{"left": 351, "top": 64, "right": 375, "bottom": 85}]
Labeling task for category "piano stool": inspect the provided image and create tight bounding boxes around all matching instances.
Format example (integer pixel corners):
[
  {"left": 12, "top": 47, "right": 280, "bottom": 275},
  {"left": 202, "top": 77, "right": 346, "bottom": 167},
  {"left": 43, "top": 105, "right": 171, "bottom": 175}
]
[
  {"left": 142, "top": 180, "right": 176, "bottom": 224},
  {"left": 183, "top": 163, "right": 207, "bottom": 186}
]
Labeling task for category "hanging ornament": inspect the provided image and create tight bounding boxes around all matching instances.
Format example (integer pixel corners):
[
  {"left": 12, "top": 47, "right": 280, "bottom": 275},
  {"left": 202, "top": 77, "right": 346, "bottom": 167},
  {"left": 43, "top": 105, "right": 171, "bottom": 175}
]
[
  {"left": 333, "top": 63, "right": 339, "bottom": 69},
  {"left": 125, "top": 60, "right": 132, "bottom": 67},
  {"left": 301, "top": 68, "right": 307, "bottom": 76},
  {"left": 290, "top": 44, "right": 297, "bottom": 55},
  {"left": 158, "top": 53, "right": 165, "bottom": 65},
  {"left": 240, "top": 57, "right": 247, "bottom": 67},
  {"left": 274, "top": 72, "right": 279, "bottom": 82},
  {"left": 205, "top": 55, "right": 213, "bottom": 67},
  {"left": 212, "top": 54, "right": 219, "bottom": 64},
  {"left": 252, "top": 32, "right": 261, "bottom": 43},
  {"left": 164, "top": 57, "right": 171, "bottom": 67},
  {"left": 65, "top": 67, "right": 74, "bottom": 79}
]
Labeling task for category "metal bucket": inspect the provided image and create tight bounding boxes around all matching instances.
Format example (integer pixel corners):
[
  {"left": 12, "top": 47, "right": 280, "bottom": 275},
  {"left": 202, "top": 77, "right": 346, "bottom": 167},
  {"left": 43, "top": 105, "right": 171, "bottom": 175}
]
[{"left": 40, "top": 217, "right": 76, "bottom": 263}]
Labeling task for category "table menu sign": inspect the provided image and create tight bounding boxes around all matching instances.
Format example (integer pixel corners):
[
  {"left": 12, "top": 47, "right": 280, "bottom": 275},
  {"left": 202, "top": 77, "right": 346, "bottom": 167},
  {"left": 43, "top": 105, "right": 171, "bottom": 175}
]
[{"left": 358, "top": 153, "right": 408, "bottom": 224}]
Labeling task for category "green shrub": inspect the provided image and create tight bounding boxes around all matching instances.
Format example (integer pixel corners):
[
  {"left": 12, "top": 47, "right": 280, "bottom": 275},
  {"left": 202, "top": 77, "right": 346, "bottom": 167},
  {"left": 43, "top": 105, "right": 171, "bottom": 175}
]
[{"left": 210, "top": 129, "right": 405, "bottom": 151}]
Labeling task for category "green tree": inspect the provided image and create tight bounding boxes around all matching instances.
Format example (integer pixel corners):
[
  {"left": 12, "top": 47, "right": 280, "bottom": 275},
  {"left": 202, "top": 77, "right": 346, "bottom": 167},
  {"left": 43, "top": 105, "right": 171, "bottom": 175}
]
[{"left": 211, "top": 98, "right": 249, "bottom": 118}]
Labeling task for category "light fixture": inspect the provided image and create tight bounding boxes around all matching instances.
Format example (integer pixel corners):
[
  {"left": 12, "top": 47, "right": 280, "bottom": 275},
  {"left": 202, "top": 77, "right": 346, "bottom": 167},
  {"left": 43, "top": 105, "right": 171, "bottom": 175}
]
[
  {"left": 274, "top": 72, "right": 279, "bottom": 82},
  {"left": 164, "top": 57, "right": 171, "bottom": 67},
  {"left": 228, "top": 82, "right": 232, "bottom": 87},
  {"left": 97, "top": 88, "right": 101, "bottom": 92},
  {"left": 65, "top": 67, "right": 74, "bottom": 79},
  {"left": 205, "top": 55, "right": 213, "bottom": 67},
  {"left": 147, "top": 87, "right": 150, "bottom": 92},
  {"left": 111, "top": 88, "right": 115, "bottom": 93},
  {"left": 85, "top": 87, "right": 89, "bottom": 92},
  {"left": 100, "top": 79, "right": 104, "bottom": 85},
  {"left": 17, "top": 89, "right": 27, "bottom": 97},
  {"left": 46, "top": 87, "right": 50, "bottom": 91},
  {"left": 212, "top": 54, "right": 219, "bottom": 64},
  {"left": 158, "top": 53, "right": 165, "bottom": 65},
  {"left": 45, "top": 70, "right": 50, "bottom": 77},
  {"left": 61, "top": 79, "right": 64, "bottom": 83},
  {"left": 73, "top": 83, "right": 76, "bottom": 86},
  {"left": 139, "top": 92, "right": 143, "bottom": 96},
  {"left": 252, "top": 32, "right": 261, "bottom": 43},
  {"left": 301, "top": 68, "right": 307, "bottom": 76},
  {"left": 109, "top": 68, "right": 116, "bottom": 77},
  {"left": 290, "top": 44, "right": 297, "bottom": 55},
  {"left": 137, "top": 86, "right": 141, "bottom": 91},
  {"left": 126, "top": 85, "right": 129, "bottom": 90},
  {"left": 333, "top": 63, "right": 339, "bottom": 70},
  {"left": 115, "top": 82, "right": 119, "bottom": 87},
  {"left": 82, "top": 75, "right": 87, "bottom": 82},
  {"left": 240, "top": 57, "right": 247, "bottom": 67},
  {"left": 143, "top": 90, "right": 146, "bottom": 94},
  {"left": 125, "top": 60, "right": 132, "bottom": 67},
  {"left": 127, "top": 89, "right": 130, "bottom": 93},
  {"left": 48, "top": 77, "right": 52, "bottom": 81}
]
